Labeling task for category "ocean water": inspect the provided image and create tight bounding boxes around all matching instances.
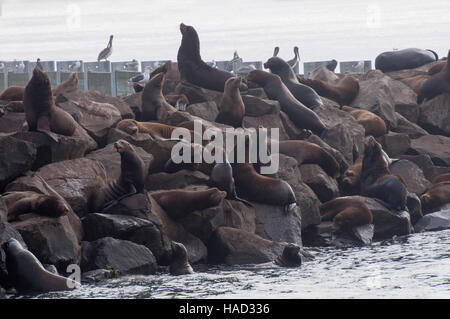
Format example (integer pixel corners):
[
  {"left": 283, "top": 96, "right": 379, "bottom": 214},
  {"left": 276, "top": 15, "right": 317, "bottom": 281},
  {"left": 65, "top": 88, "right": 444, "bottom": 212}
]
[{"left": 0, "top": 0, "right": 449, "bottom": 73}]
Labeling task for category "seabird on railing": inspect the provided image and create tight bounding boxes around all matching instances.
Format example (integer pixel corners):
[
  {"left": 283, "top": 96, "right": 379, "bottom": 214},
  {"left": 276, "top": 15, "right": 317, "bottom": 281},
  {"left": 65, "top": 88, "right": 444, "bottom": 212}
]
[
  {"left": 127, "top": 66, "right": 151, "bottom": 85},
  {"left": 97, "top": 35, "right": 114, "bottom": 62}
]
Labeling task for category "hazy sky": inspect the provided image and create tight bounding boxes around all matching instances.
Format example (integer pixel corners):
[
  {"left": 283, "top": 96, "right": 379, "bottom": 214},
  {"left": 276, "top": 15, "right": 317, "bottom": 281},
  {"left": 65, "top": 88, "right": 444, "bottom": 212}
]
[{"left": 0, "top": 0, "right": 449, "bottom": 70}]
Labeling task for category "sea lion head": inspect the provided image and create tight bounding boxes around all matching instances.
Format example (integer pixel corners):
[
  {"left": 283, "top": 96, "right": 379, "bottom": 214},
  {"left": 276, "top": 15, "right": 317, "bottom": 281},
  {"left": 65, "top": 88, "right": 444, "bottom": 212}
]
[
  {"left": 37, "top": 195, "right": 70, "bottom": 218},
  {"left": 148, "top": 72, "right": 165, "bottom": 89},
  {"left": 263, "top": 56, "right": 286, "bottom": 73},
  {"left": 326, "top": 59, "right": 338, "bottom": 72},
  {"left": 275, "top": 244, "right": 302, "bottom": 267},
  {"left": 224, "top": 76, "right": 242, "bottom": 92},
  {"left": 246, "top": 70, "right": 272, "bottom": 87},
  {"left": 117, "top": 119, "right": 139, "bottom": 135},
  {"left": 2, "top": 238, "right": 21, "bottom": 254},
  {"left": 31, "top": 66, "right": 51, "bottom": 88},
  {"left": 420, "top": 193, "right": 431, "bottom": 208},
  {"left": 208, "top": 187, "right": 227, "bottom": 205},
  {"left": 114, "top": 139, "right": 134, "bottom": 153}
]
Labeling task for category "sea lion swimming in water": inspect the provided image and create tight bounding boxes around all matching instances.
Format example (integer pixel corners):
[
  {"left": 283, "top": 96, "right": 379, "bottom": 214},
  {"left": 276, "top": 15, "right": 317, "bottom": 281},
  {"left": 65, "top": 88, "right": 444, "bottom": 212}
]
[
  {"left": 274, "top": 244, "right": 302, "bottom": 267},
  {"left": 2, "top": 238, "right": 80, "bottom": 293},
  {"left": 169, "top": 241, "right": 194, "bottom": 275}
]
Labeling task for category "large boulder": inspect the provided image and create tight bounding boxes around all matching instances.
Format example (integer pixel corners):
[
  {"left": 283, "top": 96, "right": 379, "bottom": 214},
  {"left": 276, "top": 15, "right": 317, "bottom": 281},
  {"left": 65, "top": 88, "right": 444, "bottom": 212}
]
[
  {"left": 120, "top": 92, "right": 142, "bottom": 119},
  {"left": 391, "top": 113, "right": 429, "bottom": 138},
  {"left": 146, "top": 170, "right": 209, "bottom": 191},
  {"left": 12, "top": 215, "right": 81, "bottom": 271},
  {"left": 207, "top": 226, "right": 284, "bottom": 265},
  {"left": 242, "top": 96, "right": 279, "bottom": 117},
  {"left": 400, "top": 154, "right": 436, "bottom": 182},
  {"left": 299, "top": 164, "right": 339, "bottom": 202},
  {"left": 0, "top": 136, "right": 36, "bottom": 189},
  {"left": 81, "top": 213, "right": 172, "bottom": 264},
  {"left": 307, "top": 221, "right": 374, "bottom": 247},
  {"left": 175, "top": 82, "right": 223, "bottom": 106},
  {"left": 418, "top": 94, "right": 450, "bottom": 136},
  {"left": 81, "top": 237, "right": 157, "bottom": 275},
  {"left": 380, "top": 132, "right": 411, "bottom": 158},
  {"left": 389, "top": 159, "right": 431, "bottom": 195},
  {"left": 414, "top": 205, "right": 450, "bottom": 232},
  {"left": 0, "top": 112, "right": 26, "bottom": 134},
  {"left": 408, "top": 135, "right": 450, "bottom": 167},
  {"left": 186, "top": 101, "right": 219, "bottom": 122},
  {"left": 243, "top": 113, "right": 290, "bottom": 141}
]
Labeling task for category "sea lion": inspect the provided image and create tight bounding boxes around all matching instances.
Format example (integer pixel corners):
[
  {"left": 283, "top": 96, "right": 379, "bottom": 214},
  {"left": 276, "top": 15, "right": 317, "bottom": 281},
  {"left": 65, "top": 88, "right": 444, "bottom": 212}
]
[
  {"left": 320, "top": 197, "right": 373, "bottom": 231},
  {"left": 278, "top": 140, "right": 340, "bottom": 178},
  {"left": 165, "top": 94, "right": 189, "bottom": 111},
  {"left": 264, "top": 56, "right": 323, "bottom": 109},
  {"left": 116, "top": 119, "right": 196, "bottom": 140},
  {"left": 150, "top": 60, "right": 180, "bottom": 82},
  {"left": 341, "top": 106, "right": 387, "bottom": 137},
  {"left": 151, "top": 188, "right": 226, "bottom": 220},
  {"left": 360, "top": 136, "right": 407, "bottom": 210},
  {"left": 2, "top": 238, "right": 79, "bottom": 293},
  {"left": 215, "top": 77, "right": 245, "bottom": 128},
  {"left": 400, "top": 74, "right": 430, "bottom": 95},
  {"left": 5, "top": 100, "right": 24, "bottom": 112},
  {"left": 246, "top": 70, "right": 327, "bottom": 136},
  {"left": 169, "top": 241, "right": 194, "bottom": 275},
  {"left": 428, "top": 60, "right": 447, "bottom": 75},
  {"left": 433, "top": 172, "right": 450, "bottom": 184},
  {"left": 1, "top": 191, "right": 69, "bottom": 222},
  {"left": 0, "top": 86, "right": 25, "bottom": 101},
  {"left": 133, "top": 82, "right": 144, "bottom": 93},
  {"left": 274, "top": 244, "right": 302, "bottom": 267},
  {"left": 141, "top": 72, "right": 177, "bottom": 121},
  {"left": 420, "top": 181, "right": 450, "bottom": 214},
  {"left": 296, "top": 75, "right": 360, "bottom": 106},
  {"left": 91, "top": 139, "right": 147, "bottom": 212},
  {"left": 177, "top": 23, "right": 248, "bottom": 92},
  {"left": 52, "top": 72, "right": 78, "bottom": 96},
  {"left": 326, "top": 59, "right": 338, "bottom": 72},
  {"left": 340, "top": 154, "right": 363, "bottom": 195},
  {"left": 375, "top": 48, "right": 438, "bottom": 73},
  {"left": 419, "top": 50, "right": 450, "bottom": 103},
  {"left": 23, "top": 67, "right": 76, "bottom": 137}
]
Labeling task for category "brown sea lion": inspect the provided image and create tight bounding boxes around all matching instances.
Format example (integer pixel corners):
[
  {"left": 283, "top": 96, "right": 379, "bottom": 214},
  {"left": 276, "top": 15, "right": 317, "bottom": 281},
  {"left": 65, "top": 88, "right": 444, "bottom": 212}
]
[
  {"left": 133, "top": 82, "right": 144, "bottom": 93},
  {"left": 91, "top": 139, "right": 147, "bottom": 212},
  {"left": 177, "top": 23, "right": 248, "bottom": 93},
  {"left": 141, "top": 72, "right": 177, "bottom": 121},
  {"left": 420, "top": 181, "right": 450, "bottom": 214},
  {"left": 361, "top": 136, "right": 407, "bottom": 210},
  {"left": 5, "top": 100, "right": 24, "bottom": 112},
  {"left": 52, "top": 72, "right": 78, "bottom": 96},
  {"left": 247, "top": 70, "right": 327, "bottom": 136},
  {"left": 264, "top": 56, "right": 323, "bottom": 109},
  {"left": 151, "top": 187, "right": 226, "bottom": 220},
  {"left": 23, "top": 67, "right": 76, "bottom": 138},
  {"left": 341, "top": 106, "right": 387, "bottom": 137},
  {"left": 165, "top": 94, "right": 189, "bottom": 111},
  {"left": 340, "top": 154, "right": 363, "bottom": 194},
  {"left": 428, "top": 60, "right": 447, "bottom": 75},
  {"left": 2, "top": 238, "right": 79, "bottom": 293},
  {"left": 419, "top": 50, "right": 450, "bottom": 103},
  {"left": 169, "top": 241, "right": 194, "bottom": 275},
  {"left": 1, "top": 191, "right": 70, "bottom": 222},
  {"left": 320, "top": 197, "right": 373, "bottom": 231},
  {"left": 296, "top": 75, "right": 360, "bottom": 106},
  {"left": 433, "top": 172, "right": 450, "bottom": 184},
  {"left": 0, "top": 86, "right": 25, "bottom": 101},
  {"left": 400, "top": 74, "right": 430, "bottom": 95},
  {"left": 116, "top": 119, "right": 195, "bottom": 139},
  {"left": 278, "top": 140, "right": 340, "bottom": 178},
  {"left": 274, "top": 243, "right": 302, "bottom": 267},
  {"left": 375, "top": 48, "right": 438, "bottom": 73},
  {"left": 215, "top": 77, "right": 245, "bottom": 128},
  {"left": 150, "top": 60, "right": 180, "bottom": 82}
]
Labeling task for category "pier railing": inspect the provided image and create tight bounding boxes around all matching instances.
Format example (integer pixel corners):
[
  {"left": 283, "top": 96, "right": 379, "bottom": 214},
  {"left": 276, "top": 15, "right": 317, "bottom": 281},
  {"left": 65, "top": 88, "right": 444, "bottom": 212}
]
[{"left": 0, "top": 59, "right": 372, "bottom": 97}]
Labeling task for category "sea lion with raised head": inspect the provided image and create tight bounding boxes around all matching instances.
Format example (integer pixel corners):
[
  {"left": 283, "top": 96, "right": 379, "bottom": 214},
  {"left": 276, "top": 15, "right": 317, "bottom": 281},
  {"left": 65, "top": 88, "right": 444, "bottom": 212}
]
[
  {"left": 151, "top": 187, "right": 227, "bottom": 220},
  {"left": 2, "top": 238, "right": 79, "bottom": 293},
  {"left": 247, "top": 70, "right": 327, "bottom": 136},
  {"left": 215, "top": 77, "right": 245, "bottom": 128},
  {"left": 23, "top": 67, "right": 76, "bottom": 138},
  {"left": 360, "top": 136, "right": 407, "bottom": 210},
  {"left": 141, "top": 72, "right": 177, "bottom": 121},
  {"left": 375, "top": 48, "right": 438, "bottom": 73},
  {"left": 320, "top": 197, "right": 373, "bottom": 231},
  {"left": 169, "top": 241, "right": 194, "bottom": 275},
  {"left": 52, "top": 72, "right": 78, "bottom": 96},
  {"left": 264, "top": 56, "right": 323, "bottom": 109},
  {"left": 274, "top": 244, "right": 302, "bottom": 267},
  {"left": 177, "top": 23, "right": 248, "bottom": 93}
]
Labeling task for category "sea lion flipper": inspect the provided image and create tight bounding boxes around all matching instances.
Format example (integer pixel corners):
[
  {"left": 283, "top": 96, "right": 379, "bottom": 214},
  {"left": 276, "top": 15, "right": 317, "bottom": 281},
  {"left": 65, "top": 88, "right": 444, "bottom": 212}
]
[
  {"left": 38, "top": 129, "right": 60, "bottom": 143},
  {"left": 101, "top": 185, "right": 138, "bottom": 211}
]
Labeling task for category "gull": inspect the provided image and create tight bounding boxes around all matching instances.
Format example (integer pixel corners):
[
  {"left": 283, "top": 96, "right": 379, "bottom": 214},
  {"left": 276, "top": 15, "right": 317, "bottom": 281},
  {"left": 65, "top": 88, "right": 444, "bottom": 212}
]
[{"left": 128, "top": 66, "right": 151, "bottom": 85}]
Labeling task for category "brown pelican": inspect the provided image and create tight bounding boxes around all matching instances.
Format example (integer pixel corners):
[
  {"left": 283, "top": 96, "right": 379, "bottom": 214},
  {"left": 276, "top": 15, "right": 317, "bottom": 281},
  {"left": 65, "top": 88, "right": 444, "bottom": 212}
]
[
  {"left": 273, "top": 46, "right": 280, "bottom": 57},
  {"left": 286, "top": 46, "right": 299, "bottom": 69},
  {"left": 97, "top": 35, "right": 114, "bottom": 62}
]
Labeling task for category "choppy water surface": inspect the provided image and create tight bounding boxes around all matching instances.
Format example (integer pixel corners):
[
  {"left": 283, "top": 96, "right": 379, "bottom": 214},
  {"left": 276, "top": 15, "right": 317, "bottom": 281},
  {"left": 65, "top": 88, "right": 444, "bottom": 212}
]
[{"left": 22, "top": 229, "right": 450, "bottom": 299}]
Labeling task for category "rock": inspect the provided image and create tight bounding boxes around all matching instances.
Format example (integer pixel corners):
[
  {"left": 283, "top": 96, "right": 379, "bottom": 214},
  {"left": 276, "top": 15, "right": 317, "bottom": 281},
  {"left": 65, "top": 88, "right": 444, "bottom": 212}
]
[
  {"left": 146, "top": 170, "right": 209, "bottom": 191},
  {"left": 400, "top": 154, "right": 436, "bottom": 182},
  {"left": 0, "top": 136, "right": 36, "bottom": 189},
  {"left": 81, "top": 269, "right": 117, "bottom": 284},
  {"left": 299, "top": 164, "right": 339, "bottom": 202},
  {"left": 418, "top": 94, "right": 450, "bottom": 136},
  {"left": 407, "top": 192, "right": 423, "bottom": 225},
  {"left": 414, "top": 205, "right": 450, "bottom": 232},
  {"left": 307, "top": 221, "right": 374, "bottom": 247},
  {"left": 148, "top": 195, "right": 207, "bottom": 264},
  {"left": 11, "top": 125, "right": 98, "bottom": 170},
  {"left": 6, "top": 158, "right": 107, "bottom": 217},
  {"left": 56, "top": 90, "right": 134, "bottom": 119},
  {"left": 395, "top": 103, "right": 420, "bottom": 123},
  {"left": 86, "top": 142, "right": 152, "bottom": 181},
  {"left": 246, "top": 88, "right": 267, "bottom": 99},
  {"left": 186, "top": 101, "right": 219, "bottom": 122},
  {"left": 179, "top": 199, "right": 256, "bottom": 243},
  {"left": 175, "top": 82, "right": 223, "bottom": 106},
  {"left": 391, "top": 113, "right": 429, "bottom": 138},
  {"left": 12, "top": 215, "right": 81, "bottom": 271},
  {"left": 81, "top": 213, "right": 172, "bottom": 264},
  {"left": 380, "top": 132, "right": 411, "bottom": 157},
  {"left": 243, "top": 113, "right": 290, "bottom": 141},
  {"left": 0, "top": 112, "right": 26, "bottom": 134},
  {"left": 242, "top": 96, "right": 279, "bottom": 117},
  {"left": 275, "top": 154, "right": 321, "bottom": 229},
  {"left": 81, "top": 237, "right": 157, "bottom": 275},
  {"left": 104, "top": 193, "right": 154, "bottom": 220},
  {"left": 120, "top": 92, "right": 142, "bottom": 119},
  {"left": 408, "top": 135, "right": 450, "bottom": 166},
  {"left": 306, "top": 134, "right": 350, "bottom": 174},
  {"left": 56, "top": 94, "right": 123, "bottom": 146},
  {"left": 207, "top": 226, "right": 284, "bottom": 265},
  {"left": 350, "top": 196, "right": 412, "bottom": 240},
  {"left": 314, "top": 103, "right": 365, "bottom": 163},
  {"left": 389, "top": 159, "right": 431, "bottom": 195}
]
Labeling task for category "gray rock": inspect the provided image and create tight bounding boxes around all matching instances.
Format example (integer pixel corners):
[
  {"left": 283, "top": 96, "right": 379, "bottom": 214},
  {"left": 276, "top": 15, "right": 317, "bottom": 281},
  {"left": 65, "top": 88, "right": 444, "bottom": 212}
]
[
  {"left": 408, "top": 135, "right": 450, "bottom": 166},
  {"left": 299, "top": 164, "right": 339, "bottom": 202},
  {"left": 399, "top": 154, "right": 436, "bottom": 182},
  {"left": 418, "top": 94, "right": 450, "bottom": 136},
  {"left": 407, "top": 192, "right": 423, "bottom": 225},
  {"left": 146, "top": 170, "right": 209, "bottom": 191},
  {"left": 243, "top": 113, "right": 290, "bottom": 141},
  {"left": 311, "top": 221, "right": 374, "bottom": 247},
  {"left": 186, "top": 101, "right": 219, "bottom": 122},
  {"left": 391, "top": 113, "right": 429, "bottom": 138},
  {"left": 81, "top": 237, "right": 157, "bottom": 275},
  {"left": 0, "top": 112, "right": 26, "bottom": 134},
  {"left": 389, "top": 159, "right": 431, "bottom": 195},
  {"left": 414, "top": 206, "right": 450, "bottom": 232},
  {"left": 242, "top": 96, "right": 279, "bottom": 117},
  {"left": 380, "top": 132, "right": 411, "bottom": 157}
]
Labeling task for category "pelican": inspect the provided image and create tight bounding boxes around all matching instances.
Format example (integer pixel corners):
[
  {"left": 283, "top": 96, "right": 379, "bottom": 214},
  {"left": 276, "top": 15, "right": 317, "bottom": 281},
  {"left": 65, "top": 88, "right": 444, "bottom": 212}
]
[
  {"left": 97, "top": 35, "right": 114, "bottom": 62},
  {"left": 273, "top": 46, "right": 280, "bottom": 57},
  {"left": 36, "top": 58, "right": 43, "bottom": 70},
  {"left": 287, "top": 46, "right": 300, "bottom": 69}
]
